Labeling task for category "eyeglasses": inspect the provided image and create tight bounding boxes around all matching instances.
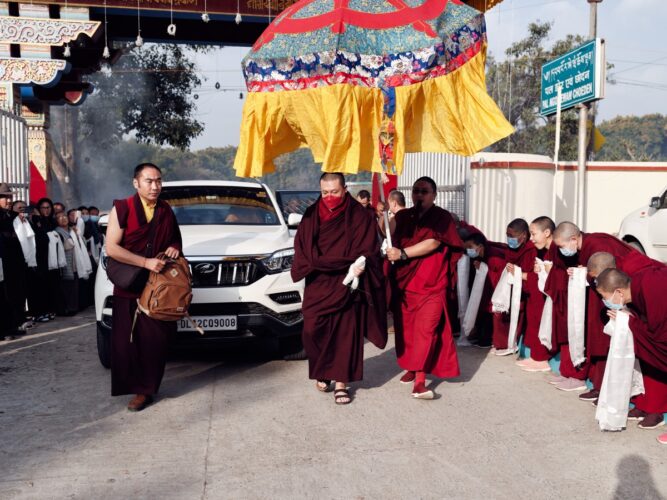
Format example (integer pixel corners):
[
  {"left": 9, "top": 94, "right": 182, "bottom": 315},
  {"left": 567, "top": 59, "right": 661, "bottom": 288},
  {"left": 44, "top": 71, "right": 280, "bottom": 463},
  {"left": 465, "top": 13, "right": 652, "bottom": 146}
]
[{"left": 412, "top": 188, "right": 432, "bottom": 195}]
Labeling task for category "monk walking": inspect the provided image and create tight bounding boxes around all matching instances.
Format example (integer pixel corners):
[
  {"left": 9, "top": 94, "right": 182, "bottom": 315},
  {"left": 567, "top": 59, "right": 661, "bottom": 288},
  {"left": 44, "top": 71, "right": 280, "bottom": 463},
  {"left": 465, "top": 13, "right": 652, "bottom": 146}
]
[
  {"left": 387, "top": 176, "right": 462, "bottom": 399},
  {"left": 106, "top": 163, "right": 182, "bottom": 412},
  {"left": 291, "top": 173, "right": 387, "bottom": 405}
]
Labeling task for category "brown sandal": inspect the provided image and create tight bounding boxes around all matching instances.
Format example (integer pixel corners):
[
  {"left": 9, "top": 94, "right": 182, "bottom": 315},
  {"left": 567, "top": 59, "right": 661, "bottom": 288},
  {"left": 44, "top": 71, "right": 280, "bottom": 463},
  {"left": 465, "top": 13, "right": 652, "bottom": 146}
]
[
  {"left": 316, "top": 380, "right": 331, "bottom": 392},
  {"left": 334, "top": 388, "right": 351, "bottom": 405}
]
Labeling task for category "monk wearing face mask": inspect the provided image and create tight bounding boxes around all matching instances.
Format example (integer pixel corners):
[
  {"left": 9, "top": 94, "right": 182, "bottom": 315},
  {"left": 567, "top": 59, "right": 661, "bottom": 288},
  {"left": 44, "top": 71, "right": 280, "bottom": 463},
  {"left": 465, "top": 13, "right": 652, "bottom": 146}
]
[
  {"left": 491, "top": 218, "right": 537, "bottom": 356},
  {"left": 291, "top": 173, "right": 387, "bottom": 405},
  {"left": 552, "top": 221, "right": 640, "bottom": 404},
  {"left": 596, "top": 268, "right": 667, "bottom": 435}
]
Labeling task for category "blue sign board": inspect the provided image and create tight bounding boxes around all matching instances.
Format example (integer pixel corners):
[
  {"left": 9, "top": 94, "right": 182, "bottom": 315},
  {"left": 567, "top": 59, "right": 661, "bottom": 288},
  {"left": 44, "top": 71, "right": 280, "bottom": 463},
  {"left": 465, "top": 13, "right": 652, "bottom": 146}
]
[{"left": 540, "top": 38, "right": 605, "bottom": 116}]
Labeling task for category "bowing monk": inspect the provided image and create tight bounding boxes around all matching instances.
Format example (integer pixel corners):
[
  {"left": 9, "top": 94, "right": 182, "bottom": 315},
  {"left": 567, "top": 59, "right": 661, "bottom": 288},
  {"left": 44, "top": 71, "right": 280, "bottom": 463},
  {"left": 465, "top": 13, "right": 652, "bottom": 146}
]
[
  {"left": 553, "top": 222, "right": 639, "bottom": 403},
  {"left": 291, "top": 173, "right": 387, "bottom": 405},
  {"left": 539, "top": 223, "right": 588, "bottom": 391},
  {"left": 106, "top": 163, "right": 182, "bottom": 412},
  {"left": 587, "top": 254, "right": 666, "bottom": 430},
  {"left": 387, "top": 176, "right": 462, "bottom": 399},
  {"left": 462, "top": 232, "right": 506, "bottom": 348},
  {"left": 516, "top": 216, "right": 555, "bottom": 372},
  {"left": 596, "top": 268, "right": 667, "bottom": 432},
  {"left": 493, "top": 218, "right": 537, "bottom": 356}
]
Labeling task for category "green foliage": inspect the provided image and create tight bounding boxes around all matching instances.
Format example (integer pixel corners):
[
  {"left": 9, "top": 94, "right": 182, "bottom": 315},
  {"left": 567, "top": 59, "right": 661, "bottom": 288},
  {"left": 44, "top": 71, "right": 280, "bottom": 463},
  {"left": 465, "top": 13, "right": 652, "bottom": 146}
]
[
  {"left": 596, "top": 114, "right": 667, "bottom": 161},
  {"left": 80, "top": 44, "right": 207, "bottom": 150},
  {"left": 486, "top": 22, "right": 587, "bottom": 159}
]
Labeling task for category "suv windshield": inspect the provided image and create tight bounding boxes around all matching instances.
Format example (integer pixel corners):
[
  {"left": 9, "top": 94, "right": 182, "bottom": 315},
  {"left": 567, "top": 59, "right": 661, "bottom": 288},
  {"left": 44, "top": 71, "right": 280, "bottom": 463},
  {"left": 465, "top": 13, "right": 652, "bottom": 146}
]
[
  {"left": 275, "top": 190, "right": 320, "bottom": 220},
  {"left": 160, "top": 185, "right": 280, "bottom": 226}
]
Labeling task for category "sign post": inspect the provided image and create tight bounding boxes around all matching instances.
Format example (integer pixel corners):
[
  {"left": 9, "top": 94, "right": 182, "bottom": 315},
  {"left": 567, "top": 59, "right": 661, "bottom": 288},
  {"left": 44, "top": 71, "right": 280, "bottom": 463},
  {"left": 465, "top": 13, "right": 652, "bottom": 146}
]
[{"left": 540, "top": 37, "right": 605, "bottom": 229}]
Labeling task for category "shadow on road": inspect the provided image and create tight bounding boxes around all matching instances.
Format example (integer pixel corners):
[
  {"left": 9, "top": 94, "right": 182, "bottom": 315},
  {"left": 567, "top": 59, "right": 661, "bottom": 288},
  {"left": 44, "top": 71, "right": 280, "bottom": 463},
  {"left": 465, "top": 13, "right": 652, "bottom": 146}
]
[{"left": 613, "top": 455, "right": 666, "bottom": 500}]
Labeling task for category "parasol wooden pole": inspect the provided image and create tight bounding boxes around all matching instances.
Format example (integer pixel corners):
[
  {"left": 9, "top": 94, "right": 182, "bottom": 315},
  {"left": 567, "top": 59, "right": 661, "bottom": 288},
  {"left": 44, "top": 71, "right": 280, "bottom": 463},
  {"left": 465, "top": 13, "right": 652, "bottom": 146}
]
[{"left": 377, "top": 169, "right": 393, "bottom": 249}]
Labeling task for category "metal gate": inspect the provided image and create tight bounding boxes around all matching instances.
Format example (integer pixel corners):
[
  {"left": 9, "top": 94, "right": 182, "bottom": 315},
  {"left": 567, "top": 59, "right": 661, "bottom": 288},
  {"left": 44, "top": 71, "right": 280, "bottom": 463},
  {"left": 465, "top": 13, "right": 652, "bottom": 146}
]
[
  {"left": 0, "top": 108, "right": 30, "bottom": 202},
  {"left": 397, "top": 153, "right": 470, "bottom": 220}
]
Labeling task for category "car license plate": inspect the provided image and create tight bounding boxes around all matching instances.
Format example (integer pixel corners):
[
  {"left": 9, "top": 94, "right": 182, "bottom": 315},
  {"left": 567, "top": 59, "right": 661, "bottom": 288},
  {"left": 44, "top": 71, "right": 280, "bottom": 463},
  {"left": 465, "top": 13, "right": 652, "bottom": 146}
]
[{"left": 178, "top": 315, "right": 237, "bottom": 332}]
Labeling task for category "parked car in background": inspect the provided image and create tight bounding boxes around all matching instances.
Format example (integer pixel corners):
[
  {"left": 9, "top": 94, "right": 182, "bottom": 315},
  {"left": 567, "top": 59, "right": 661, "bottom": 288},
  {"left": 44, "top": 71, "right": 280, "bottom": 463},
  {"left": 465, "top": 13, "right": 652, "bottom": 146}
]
[
  {"left": 618, "top": 184, "right": 667, "bottom": 262},
  {"left": 94, "top": 181, "right": 318, "bottom": 368}
]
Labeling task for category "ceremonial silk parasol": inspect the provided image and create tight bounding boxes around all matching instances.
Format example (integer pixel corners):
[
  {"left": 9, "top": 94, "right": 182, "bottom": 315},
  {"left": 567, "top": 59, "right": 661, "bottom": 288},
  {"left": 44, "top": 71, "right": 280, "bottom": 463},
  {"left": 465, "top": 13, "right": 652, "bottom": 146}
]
[{"left": 233, "top": 0, "right": 513, "bottom": 179}]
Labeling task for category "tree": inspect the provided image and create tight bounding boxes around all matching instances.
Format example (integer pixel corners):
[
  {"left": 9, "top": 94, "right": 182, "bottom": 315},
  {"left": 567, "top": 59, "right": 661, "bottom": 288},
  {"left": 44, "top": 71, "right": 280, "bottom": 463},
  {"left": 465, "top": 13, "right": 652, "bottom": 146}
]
[
  {"left": 486, "top": 22, "right": 587, "bottom": 159},
  {"left": 596, "top": 114, "right": 667, "bottom": 161},
  {"left": 49, "top": 44, "right": 209, "bottom": 206}
]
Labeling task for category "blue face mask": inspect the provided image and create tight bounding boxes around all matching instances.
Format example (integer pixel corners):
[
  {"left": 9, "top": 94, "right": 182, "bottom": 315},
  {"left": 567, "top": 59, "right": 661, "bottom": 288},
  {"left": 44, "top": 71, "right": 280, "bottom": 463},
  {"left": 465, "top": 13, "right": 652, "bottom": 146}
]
[
  {"left": 602, "top": 298, "right": 623, "bottom": 311},
  {"left": 559, "top": 246, "right": 577, "bottom": 257},
  {"left": 466, "top": 248, "right": 479, "bottom": 259},
  {"left": 90, "top": 215, "right": 100, "bottom": 223},
  {"left": 82, "top": 215, "right": 90, "bottom": 222},
  {"left": 507, "top": 237, "right": 520, "bottom": 249}
]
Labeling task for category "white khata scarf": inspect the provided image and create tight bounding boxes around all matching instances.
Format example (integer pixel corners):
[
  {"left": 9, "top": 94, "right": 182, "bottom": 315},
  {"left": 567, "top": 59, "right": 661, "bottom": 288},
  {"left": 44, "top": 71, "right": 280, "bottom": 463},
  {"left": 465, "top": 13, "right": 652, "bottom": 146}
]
[
  {"left": 70, "top": 229, "right": 92, "bottom": 279},
  {"left": 491, "top": 265, "right": 522, "bottom": 350},
  {"left": 567, "top": 267, "right": 588, "bottom": 367},
  {"left": 456, "top": 255, "right": 471, "bottom": 345},
  {"left": 536, "top": 259, "right": 553, "bottom": 351},
  {"left": 13, "top": 216, "right": 37, "bottom": 268},
  {"left": 47, "top": 231, "right": 67, "bottom": 270},
  {"left": 595, "top": 311, "right": 645, "bottom": 432},
  {"left": 462, "top": 261, "right": 488, "bottom": 340}
]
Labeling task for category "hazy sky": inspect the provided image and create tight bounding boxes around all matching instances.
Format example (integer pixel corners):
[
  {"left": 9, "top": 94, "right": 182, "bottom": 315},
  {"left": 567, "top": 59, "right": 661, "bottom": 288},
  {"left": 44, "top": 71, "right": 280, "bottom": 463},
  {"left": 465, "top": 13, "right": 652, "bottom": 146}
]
[{"left": 188, "top": 0, "right": 667, "bottom": 150}]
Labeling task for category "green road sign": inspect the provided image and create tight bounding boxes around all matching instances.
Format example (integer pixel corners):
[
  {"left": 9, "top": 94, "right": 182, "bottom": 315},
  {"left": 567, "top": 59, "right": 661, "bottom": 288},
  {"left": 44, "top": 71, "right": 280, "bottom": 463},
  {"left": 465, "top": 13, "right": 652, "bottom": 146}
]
[{"left": 540, "top": 38, "right": 605, "bottom": 116}]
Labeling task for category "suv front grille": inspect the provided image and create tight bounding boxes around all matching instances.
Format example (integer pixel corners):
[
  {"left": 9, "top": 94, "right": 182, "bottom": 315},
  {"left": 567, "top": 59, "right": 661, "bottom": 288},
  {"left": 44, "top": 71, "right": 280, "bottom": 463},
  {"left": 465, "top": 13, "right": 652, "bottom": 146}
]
[{"left": 189, "top": 260, "right": 264, "bottom": 287}]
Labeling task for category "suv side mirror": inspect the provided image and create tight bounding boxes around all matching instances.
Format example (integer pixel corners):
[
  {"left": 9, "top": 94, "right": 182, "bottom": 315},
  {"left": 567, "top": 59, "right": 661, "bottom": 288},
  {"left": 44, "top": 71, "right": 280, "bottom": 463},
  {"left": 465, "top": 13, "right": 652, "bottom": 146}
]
[
  {"left": 287, "top": 213, "right": 303, "bottom": 228},
  {"left": 650, "top": 197, "right": 661, "bottom": 209}
]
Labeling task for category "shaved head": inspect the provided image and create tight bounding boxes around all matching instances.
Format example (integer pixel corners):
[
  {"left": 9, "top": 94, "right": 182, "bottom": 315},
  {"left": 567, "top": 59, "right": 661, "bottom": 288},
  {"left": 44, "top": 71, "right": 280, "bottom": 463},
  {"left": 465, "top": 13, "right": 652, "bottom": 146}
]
[
  {"left": 320, "top": 172, "right": 346, "bottom": 187},
  {"left": 508, "top": 218, "right": 529, "bottom": 235},
  {"left": 554, "top": 221, "right": 581, "bottom": 241},
  {"left": 531, "top": 216, "right": 556, "bottom": 233},
  {"left": 587, "top": 252, "right": 616, "bottom": 278},
  {"left": 596, "top": 268, "right": 631, "bottom": 293}
]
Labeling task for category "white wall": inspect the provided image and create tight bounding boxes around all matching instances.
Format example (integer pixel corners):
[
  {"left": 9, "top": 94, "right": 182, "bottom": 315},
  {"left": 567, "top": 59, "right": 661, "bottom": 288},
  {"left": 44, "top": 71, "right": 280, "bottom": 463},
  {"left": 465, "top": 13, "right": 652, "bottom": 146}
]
[{"left": 468, "top": 153, "right": 667, "bottom": 242}]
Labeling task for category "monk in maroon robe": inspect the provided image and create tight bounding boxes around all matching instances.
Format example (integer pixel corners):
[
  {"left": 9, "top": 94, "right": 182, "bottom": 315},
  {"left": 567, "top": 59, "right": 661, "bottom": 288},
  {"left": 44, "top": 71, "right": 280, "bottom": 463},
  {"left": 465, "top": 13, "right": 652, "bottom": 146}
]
[
  {"left": 387, "top": 176, "right": 462, "bottom": 399},
  {"left": 291, "top": 173, "right": 387, "bottom": 405},
  {"left": 542, "top": 241, "right": 589, "bottom": 391},
  {"left": 553, "top": 222, "right": 640, "bottom": 402},
  {"left": 463, "top": 232, "right": 506, "bottom": 348},
  {"left": 596, "top": 268, "right": 667, "bottom": 431},
  {"left": 491, "top": 219, "right": 537, "bottom": 356},
  {"left": 106, "top": 163, "right": 182, "bottom": 412},
  {"left": 513, "top": 216, "right": 556, "bottom": 372}
]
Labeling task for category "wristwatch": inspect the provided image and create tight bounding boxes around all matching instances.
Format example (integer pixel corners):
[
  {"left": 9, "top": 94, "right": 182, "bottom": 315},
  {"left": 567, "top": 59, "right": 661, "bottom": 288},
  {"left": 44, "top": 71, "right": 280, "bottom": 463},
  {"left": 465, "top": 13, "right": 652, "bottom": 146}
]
[{"left": 400, "top": 249, "right": 408, "bottom": 261}]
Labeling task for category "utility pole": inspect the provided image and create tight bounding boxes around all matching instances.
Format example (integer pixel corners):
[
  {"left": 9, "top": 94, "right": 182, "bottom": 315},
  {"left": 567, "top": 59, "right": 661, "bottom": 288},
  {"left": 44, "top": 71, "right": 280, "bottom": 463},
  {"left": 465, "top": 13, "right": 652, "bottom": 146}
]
[{"left": 577, "top": 0, "right": 602, "bottom": 230}]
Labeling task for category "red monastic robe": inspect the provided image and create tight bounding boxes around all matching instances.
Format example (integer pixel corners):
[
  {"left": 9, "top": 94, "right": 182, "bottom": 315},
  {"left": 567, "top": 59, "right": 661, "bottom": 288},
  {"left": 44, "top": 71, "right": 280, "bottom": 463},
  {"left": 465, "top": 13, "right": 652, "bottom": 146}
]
[
  {"left": 468, "top": 242, "right": 506, "bottom": 345},
  {"left": 111, "top": 194, "right": 182, "bottom": 396},
  {"left": 392, "top": 205, "right": 462, "bottom": 377},
  {"left": 492, "top": 240, "right": 537, "bottom": 350},
  {"left": 523, "top": 246, "right": 551, "bottom": 361},
  {"left": 292, "top": 195, "right": 387, "bottom": 383},
  {"left": 627, "top": 267, "right": 667, "bottom": 414},
  {"left": 542, "top": 243, "right": 587, "bottom": 379}
]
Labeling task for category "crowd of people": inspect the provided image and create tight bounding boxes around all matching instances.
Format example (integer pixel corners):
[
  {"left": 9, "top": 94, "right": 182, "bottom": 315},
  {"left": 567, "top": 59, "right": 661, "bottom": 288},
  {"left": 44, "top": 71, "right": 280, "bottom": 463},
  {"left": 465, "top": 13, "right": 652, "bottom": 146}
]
[
  {"left": 294, "top": 173, "right": 666, "bottom": 446},
  {"left": 0, "top": 183, "right": 104, "bottom": 339}
]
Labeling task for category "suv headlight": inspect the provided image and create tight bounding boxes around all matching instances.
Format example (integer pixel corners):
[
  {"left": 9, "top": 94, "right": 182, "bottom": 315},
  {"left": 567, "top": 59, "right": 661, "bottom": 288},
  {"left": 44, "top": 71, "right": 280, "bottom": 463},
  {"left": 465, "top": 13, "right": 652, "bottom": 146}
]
[{"left": 261, "top": 248, "right": 294, "bottom": 274}]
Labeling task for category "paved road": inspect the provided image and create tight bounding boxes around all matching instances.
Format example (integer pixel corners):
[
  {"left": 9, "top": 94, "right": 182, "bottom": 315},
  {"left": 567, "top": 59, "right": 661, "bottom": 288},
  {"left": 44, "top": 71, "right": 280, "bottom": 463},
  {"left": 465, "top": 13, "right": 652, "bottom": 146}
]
[{"left": 1, "top": 312, "right": 665, "bottom": 499}]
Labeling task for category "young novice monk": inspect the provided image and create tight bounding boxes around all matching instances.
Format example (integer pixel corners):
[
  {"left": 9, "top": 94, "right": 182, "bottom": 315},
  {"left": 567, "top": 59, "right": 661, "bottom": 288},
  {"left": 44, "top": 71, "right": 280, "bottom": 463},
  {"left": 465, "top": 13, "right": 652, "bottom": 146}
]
[
  {"left": 515, "top": 216, "right": 555, "bottom": 372},
  {"left": 493, "top": 219, "right": 537, "bottom": 356},
  {"left": 462, "top": 232, "right": 506, "bottom": 348}
]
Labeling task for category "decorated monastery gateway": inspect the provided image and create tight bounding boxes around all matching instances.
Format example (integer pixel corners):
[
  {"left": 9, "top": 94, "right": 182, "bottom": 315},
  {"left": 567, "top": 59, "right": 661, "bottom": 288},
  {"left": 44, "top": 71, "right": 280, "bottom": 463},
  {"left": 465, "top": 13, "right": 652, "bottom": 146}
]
[{"left": 0, "top": 0, "right": 502, "bottom": 198}]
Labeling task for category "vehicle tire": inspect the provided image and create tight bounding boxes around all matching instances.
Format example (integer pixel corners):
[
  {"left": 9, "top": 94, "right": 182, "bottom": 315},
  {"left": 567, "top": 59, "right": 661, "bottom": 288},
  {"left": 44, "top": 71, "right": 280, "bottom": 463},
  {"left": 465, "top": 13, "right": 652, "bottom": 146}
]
[
  {"left": 97, "top": 323, "right": 112, "bottom": 369},
  {"left": 627, "top": 240, "right": 645, "bottom": 254},
  {"left": 280, "top": 334, "right": 306, "bottom": 360}
]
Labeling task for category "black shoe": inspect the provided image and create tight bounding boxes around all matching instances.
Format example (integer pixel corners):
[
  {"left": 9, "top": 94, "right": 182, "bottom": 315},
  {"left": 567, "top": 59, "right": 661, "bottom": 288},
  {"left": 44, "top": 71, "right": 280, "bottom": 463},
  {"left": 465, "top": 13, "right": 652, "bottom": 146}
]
[{"left": 578, "top": 389, "right": 600, "bottom": 401}]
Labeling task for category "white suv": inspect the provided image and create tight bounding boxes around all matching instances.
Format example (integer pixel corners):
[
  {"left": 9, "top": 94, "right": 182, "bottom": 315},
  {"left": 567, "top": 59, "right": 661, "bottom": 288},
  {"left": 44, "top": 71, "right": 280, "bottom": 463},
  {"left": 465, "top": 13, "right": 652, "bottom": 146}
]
[
  {"left": 94, "top": 181, "right": 315, "bottom": 367},
  {"left": 618, "top": 184, "right": 667, "bottom": 262}
]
